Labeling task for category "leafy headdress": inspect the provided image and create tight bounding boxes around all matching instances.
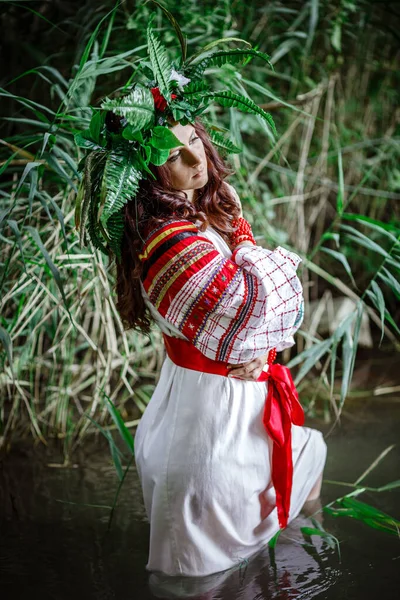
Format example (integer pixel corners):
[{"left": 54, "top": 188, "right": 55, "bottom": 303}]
[{"left": 74, "top": 4, "right": 276, "bottom": 262}]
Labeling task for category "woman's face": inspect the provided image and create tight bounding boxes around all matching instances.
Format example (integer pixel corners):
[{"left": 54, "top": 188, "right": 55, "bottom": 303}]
[{"left": 164, "top": 123, "right": 208, "bottom": 201}]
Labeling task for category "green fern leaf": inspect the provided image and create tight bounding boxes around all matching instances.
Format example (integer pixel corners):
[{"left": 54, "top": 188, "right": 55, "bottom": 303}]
[
  {"left": 77, "top": 152, "right": 106, "bottom": 248},
  {"left": 182, "top": 80, "right": 210, "bottom": 100},
  {"left": 75, "top": 178, "right": 84, "bottom": 230},
  {"left": 184, "top": 59, "right": 211, "bottom": 82},
  {"left": 87, "top": 201, "right": 109, "bottom": 255},
  {"left": 186, "top": 38, "right": 252, "bottom": 64},
  {"left": 209, "top": 48, "right": 272, "bottom": 69},
  {"left": 107, "top": 210, "right": 125, "bottom": 260},
  {"left": 185, "top": 48, "right": 272, "bottom": 81},
  {"left": 207, "top": 129, "right": 242, "bottom": 154},
  {"left": 100, "top": 150, "right": 142, "bottom": 223},
  {"left": 205, "top": 90, "right": 277, "bottom": 136},
  {"left": 101, "top": 84, "right": 154, "bottom": 132},
  {"left": 147, "top": 24, "right": 173, "bottom": 99}
]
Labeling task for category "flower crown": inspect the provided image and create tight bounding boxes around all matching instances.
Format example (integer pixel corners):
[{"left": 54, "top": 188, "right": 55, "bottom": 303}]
[{"left": 74, "top": 3, "right": 276, "bottom": 261}]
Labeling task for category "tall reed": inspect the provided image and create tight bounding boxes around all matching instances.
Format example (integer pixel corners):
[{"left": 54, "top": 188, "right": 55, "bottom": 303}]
[{"left": 0, "top": 0, "right": 399, "bottom": 452}]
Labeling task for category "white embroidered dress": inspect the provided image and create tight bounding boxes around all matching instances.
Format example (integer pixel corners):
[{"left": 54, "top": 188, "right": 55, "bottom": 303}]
[{"left": 134, "top": 203, "right": 327, "bottom": 577}]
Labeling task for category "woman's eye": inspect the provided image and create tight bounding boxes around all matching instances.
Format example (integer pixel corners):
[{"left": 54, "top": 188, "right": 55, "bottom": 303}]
[{"left": 168, "top": 137, "right": 199, "bottom": 162}]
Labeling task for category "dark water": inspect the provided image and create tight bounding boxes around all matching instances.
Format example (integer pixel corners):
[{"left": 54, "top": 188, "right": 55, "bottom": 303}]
[{"left": 1, "top": 397, "right": 399, "bottom": 599}]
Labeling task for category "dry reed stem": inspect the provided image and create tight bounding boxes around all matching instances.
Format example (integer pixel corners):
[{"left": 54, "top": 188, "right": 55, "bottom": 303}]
[
  {"left": 291, "top": 89, "right": 323, "bottom": 252},
  {"left": 1, "top": 192, "right": 155, "bottom": 441},
  {"left": 1, "top": 34, "right": 399, "bottom": 443},
  {"left": 250, "top": 112, "right": 304, "bottom": 183}
]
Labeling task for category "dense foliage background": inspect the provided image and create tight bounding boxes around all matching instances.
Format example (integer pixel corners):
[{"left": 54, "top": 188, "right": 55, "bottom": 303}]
[{"left": 1, "top": 0, "right": 399, "bottom": 455}]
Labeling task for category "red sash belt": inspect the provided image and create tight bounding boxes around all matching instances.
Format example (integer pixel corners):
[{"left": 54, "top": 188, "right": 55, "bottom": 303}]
[{"left": 163, "top": 334, "right": 305, "bottom": 529}]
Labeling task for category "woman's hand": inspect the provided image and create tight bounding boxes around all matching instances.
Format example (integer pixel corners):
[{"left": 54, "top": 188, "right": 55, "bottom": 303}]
[
  {"left": 227, "top": 355, "right": 269, "bottom": 381},
  {"left": 229, "top": 217, "right": 257, "bottom": 248}
]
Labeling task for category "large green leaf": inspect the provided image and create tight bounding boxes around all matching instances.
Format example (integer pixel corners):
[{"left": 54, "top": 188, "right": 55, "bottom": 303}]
[
  {"left": 203, "top": 90, "right": 277, "bottom": 136},
  {"left": 101, "top": 84, "right": 154, "bottom": 132},
  {"left": 340, "top": 328, "right": 354, "bottom": 409},
  {"left": 100, "top": 150, "right": 142, "bottom": 223},
  {"left": 300, "top": 527, "right": 339, "bottom": 549},
  {"left": 203, "top": 47, "right": 271, "bottom": 70},
  {"left": 89, "top": 110, "right": 106, "bottom": 143},
  {"left": 122, "top": 127, "right": 144, "bottom": 142},
  {"left": 147, "top": 22, "right": 173, "bottom": 99},
  {"left": 378, "top": 267, "right": 400, "bottom": 298},
  {"left": 74, "top": 130, "right": 104, "bottom": 151},
  {"left": 149, "top": 145, "right": 170, "bottom": 166},
  {"left": 149, "top": 126, "right": 181, "bottom": 150}
]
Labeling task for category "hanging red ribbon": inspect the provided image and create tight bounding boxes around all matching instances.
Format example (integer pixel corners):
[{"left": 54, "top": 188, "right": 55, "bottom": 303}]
[
  {"left": 257, "top": 362, "right": 304, "bottom": 527},
  {"left": 162, "top": 334, "right": 304, "bottom": 529}
]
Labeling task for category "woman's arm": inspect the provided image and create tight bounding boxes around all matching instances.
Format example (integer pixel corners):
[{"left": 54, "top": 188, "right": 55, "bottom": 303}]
[{"left": 140, "top": 220, "right": 303, "bottom": 364}]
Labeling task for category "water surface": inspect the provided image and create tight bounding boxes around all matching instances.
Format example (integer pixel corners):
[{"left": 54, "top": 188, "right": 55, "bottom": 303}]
[{"left": 1, "top": 398, "right": 399, "bottom": 599}]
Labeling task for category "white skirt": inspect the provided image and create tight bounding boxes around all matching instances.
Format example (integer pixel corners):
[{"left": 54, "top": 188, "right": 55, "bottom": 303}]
[{"left": 134, "top": 356, "right": 327, "bottom": 577}]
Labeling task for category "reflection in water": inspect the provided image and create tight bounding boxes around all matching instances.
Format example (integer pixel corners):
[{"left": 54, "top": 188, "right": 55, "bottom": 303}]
[
  {"left": 1, "top": 398, "right": 399, "bottom": 600},
  {"left": 149, "top": 511, "right": 340, "bottom": 600}
]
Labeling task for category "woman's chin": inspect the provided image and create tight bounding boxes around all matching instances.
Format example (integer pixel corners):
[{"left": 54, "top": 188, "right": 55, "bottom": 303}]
[{"left": 193, "top": 173, "right": 209, "bottom": 188}]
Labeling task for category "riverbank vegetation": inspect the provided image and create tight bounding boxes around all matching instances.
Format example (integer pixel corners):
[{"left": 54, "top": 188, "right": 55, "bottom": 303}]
[{"left": 0, "top": 0, "right": 399, "bottom": 453}]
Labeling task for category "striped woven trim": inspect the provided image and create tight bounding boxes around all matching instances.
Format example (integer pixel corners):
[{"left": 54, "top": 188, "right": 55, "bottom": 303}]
[
  {"left": 217, "top": 270, "right": 256, "bottom": 361},
  {"left": 154, "top": 247, "right": 213, "bottom": 310},
  {"left": 141, "top": 230, "right": 199, "bottom": 282},
  {"left": 139, "top": 221, "right": 197, "bottom": 261}
]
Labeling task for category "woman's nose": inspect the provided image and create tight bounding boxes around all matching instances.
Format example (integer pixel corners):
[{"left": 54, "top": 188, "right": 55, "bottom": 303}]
[{"left": 184, "top": 147, "right": 201, "bottom": 166}]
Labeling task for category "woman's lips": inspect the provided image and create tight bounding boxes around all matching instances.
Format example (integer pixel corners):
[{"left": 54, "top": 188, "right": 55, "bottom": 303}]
[{"left": 192, "top": 168, "right": 205, "bottom": 179}]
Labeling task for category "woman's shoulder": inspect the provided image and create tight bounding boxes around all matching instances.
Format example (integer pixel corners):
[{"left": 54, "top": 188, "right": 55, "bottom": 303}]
[
  {"left": 139, "top": 218, "right": 204, "bottom": 263},
  {"left": 223, "top": 181, "right": 243, "bottom": 212},
  {"left": 223, "top": 180, "right": 239, "bottom": 196},
  {"left": 142, "top": 218, "right": 198, "bottom": 242}
]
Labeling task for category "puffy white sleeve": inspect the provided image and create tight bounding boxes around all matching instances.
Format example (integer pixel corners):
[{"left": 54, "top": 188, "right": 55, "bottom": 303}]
[{"left": 231, "top": 244, "right": 304, "bottom": 356}]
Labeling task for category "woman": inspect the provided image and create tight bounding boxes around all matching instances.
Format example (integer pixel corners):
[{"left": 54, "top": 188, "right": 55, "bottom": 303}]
[{"left": 114, "top": 118, "right": 327, "bottom": 577}]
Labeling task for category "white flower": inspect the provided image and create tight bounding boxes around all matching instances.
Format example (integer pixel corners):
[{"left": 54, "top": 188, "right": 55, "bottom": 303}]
[{"left": 169, "top": 69, "right": 191, "bottom": 88}]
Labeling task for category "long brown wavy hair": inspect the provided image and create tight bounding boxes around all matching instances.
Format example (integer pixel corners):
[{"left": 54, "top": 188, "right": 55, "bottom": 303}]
[{"left": 113, "top": 119, "right": 241, "bottom": 334}]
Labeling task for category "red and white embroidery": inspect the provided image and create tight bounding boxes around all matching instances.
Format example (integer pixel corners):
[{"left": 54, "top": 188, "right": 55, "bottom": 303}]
[{"left": 140, "top": 220, "right": 303, "bottom": 363}]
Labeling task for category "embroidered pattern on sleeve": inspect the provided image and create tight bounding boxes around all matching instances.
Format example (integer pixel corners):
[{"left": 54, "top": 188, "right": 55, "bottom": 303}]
[
  {"left": 140, "top": 221, "right": 304, "bottom": 363},
  {"left": 140, "top": 220, "right": 241, "bottom": 347}
]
